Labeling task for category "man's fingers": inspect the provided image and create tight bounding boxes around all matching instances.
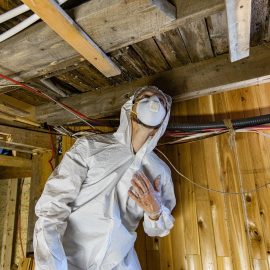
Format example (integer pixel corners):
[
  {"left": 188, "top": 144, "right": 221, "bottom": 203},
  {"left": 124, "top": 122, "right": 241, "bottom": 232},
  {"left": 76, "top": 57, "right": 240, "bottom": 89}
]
[
  {"left": 128, "top": 190, "right": 143, "bottom": 207},
  {"left": 137, "top": 171, "right": 151, "bottom": 189},
  {"left": 133, "top": 175, "right": 148, "bottom": 193},
  {"left": 128, "top": 189, "right": 139, "bottom": 200},
  {"left": 131, "top": 179, "right": 144, "bottom": 196}
]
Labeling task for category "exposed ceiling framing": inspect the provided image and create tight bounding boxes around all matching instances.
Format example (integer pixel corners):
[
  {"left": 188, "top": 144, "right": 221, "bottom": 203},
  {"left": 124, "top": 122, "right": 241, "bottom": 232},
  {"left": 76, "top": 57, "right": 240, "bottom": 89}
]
[
  {"left": 0, "top": 0, "right": 269, "bottom": 127},
  {"left": 36, "top": 44, "right": 270, "bottom": 125},
  {"left": 20, "top": 0, "right": 121, "bottom": 77}
]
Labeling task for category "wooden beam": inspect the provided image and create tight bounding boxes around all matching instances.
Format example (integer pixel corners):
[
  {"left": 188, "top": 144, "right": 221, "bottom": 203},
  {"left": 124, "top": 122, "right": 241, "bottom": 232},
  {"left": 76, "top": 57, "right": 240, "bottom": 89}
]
[
  {"left": 0, "top": 94, "right": 35, "bottom": 120},
  {"left": 0, "top": 167, "right": 31, "bottom": 180},
  {"left": 21, "top": 0, "right": 120, "bottom": 78},
  {"left": 0, "top": 125, "right": 52, "bottom": 150},
  {"left": 27, "top": 151, "right": 52, "bottom": 254},
  {"left": 225, "top": 0, "right": 252, "bottom": 62},
  {"left": 35, "top": 44, "right": 270, "bottom": 125},
  {"left": 0, "top": 94, "right": 40, "bottom": 126},
  {"left": 0, "top": 155, "right": 32, "bottom": 168},
  {"left": 0, "top": 179, "right": 18, "bottom": 270},
  {"left": 0, "top": 140, "right": 48, "bottom": 154},
  {"left": 0, "top": 0, "right": 223, "bottom": 83}
]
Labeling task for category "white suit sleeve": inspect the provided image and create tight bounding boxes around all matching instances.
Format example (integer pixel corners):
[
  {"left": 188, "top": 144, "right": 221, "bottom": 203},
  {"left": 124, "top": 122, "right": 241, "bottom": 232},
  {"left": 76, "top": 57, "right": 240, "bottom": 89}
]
[
  {"left": 143, "top": 170, "right": 176, "bottom": 237},
  {"left": 33, "top": 137, "right": 89, "bottom": 270}
]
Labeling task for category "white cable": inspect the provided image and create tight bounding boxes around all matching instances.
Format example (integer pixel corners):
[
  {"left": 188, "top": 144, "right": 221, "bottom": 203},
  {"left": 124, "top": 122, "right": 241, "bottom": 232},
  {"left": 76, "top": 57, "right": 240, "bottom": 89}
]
[
  {"left": 163, "top": 127, "right": 270, "bottom": 145},
  {"left": 155, "top": 146, "right": 270, "bottom": 195}
]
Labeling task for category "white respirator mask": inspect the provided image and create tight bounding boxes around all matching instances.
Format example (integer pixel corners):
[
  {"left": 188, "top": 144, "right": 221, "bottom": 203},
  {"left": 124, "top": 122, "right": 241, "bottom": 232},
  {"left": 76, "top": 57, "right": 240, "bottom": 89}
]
[{"left": 134, "top": 95, "right": 166, "bottom": 128}]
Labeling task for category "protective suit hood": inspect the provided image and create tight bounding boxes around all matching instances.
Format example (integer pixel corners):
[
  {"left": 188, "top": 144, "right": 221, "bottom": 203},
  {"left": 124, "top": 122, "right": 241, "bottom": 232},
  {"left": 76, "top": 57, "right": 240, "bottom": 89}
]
[
  {"left": 114, "top": 86, "right": 172, "bottom": 154},
  {"left": 33, "top": 86, "right": 175, "bottom": 270}
]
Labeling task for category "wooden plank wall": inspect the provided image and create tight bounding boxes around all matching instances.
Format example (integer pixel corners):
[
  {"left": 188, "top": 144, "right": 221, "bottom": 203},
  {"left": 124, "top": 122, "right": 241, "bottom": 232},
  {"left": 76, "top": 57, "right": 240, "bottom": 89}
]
[
  {"left": 135, "top": 82, "right": 270, "bottom": 270},
  {"left": 16, "top": 82, "right": 270, "bottom": 269}
]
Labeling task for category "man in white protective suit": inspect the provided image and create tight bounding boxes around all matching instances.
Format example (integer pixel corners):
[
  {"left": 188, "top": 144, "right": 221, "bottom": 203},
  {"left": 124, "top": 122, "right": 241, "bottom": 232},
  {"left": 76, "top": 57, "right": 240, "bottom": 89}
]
[{"left": 33, "top": 86, "right": 176, "bottom": 270}]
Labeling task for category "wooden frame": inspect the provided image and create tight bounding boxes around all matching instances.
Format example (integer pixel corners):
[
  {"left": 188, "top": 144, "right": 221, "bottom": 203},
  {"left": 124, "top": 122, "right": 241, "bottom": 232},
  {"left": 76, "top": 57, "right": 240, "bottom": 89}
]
[
  {"left": 0, "top": 179, "right": 18, "bottom": 269},
  {"left": 35, "top": 44, "right": 270, "bottom": 125},
  {"left": 225, "top": 0, "right": 252, "bottom": 62},
  {"left": 21, "top": 0, "right": 121, "bottom": 77}
]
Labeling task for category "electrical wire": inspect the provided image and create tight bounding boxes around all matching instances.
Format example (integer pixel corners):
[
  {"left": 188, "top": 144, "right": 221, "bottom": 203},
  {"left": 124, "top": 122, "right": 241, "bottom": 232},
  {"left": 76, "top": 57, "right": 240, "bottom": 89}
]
[
  {"left": 0, "top": 74, "right": 105, "bottom": 130},
  {"left": 163, "top": 125, "right": 270, "bottom": 145},
  {"left": 48, "top": 126, "right": 56, "bottom": 171},
  {"left": 155, "top": 146, "right": 270, "bottom": 196}
]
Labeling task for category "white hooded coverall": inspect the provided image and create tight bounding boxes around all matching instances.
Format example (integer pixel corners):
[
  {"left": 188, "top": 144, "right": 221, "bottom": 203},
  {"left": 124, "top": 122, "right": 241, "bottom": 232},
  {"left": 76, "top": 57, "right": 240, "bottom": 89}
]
[{"left": 33, "top": 90, "right": 176, "bottom": 270}]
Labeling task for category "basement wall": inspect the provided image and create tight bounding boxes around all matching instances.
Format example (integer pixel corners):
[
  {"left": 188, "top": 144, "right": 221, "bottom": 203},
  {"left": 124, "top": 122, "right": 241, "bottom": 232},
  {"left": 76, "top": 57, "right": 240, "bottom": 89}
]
[
  {"left": 135, "top": 82, "right": 270, "bottom": 270},
  {"left": 21, "top": 82, "right": 270, "bottom": 270}
]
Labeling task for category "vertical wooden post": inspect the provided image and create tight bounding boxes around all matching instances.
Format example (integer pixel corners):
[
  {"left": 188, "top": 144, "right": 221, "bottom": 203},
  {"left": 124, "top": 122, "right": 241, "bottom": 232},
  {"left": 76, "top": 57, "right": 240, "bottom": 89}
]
[
  {"left": 26, "top": 151, "right": 52, "bottom": 254},
  {"left": 0, "top": 179, "right": 18, "bottom": 270}
]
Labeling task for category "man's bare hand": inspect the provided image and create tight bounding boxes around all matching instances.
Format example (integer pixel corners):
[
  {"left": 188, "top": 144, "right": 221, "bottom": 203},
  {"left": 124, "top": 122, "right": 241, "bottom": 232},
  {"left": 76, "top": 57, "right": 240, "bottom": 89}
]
[{"left": 128, "top": 171, "right": 162, "bottom": 220}]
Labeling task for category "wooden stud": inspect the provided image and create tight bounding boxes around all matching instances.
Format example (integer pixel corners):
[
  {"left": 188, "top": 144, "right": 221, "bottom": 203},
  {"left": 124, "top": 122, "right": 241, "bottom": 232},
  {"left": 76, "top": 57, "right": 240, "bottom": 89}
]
[
  {"left": 26, "top": 151, "right": 53, "bottom": 253},
  {"left": 0, "top": 167, "right": 31, "bottom": 180},
  {"left": 0, "top": 179, "right": 18, "bottom": 270},
  {"left": 225, "top": 0, "right": 252, "bottom": 62},
  {"left": 0, "top": 155, "right": 32, "bottom": 168}
]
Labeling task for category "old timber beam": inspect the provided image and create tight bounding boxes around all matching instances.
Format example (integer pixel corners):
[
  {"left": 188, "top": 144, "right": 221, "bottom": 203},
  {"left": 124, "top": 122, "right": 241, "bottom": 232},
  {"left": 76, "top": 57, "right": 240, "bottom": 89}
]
[
  {"left": 0, "top": 0, "right": 224, "bottom": 83},
  {"left": 35, "top": 44, "right": 270, "bottom": 125}
]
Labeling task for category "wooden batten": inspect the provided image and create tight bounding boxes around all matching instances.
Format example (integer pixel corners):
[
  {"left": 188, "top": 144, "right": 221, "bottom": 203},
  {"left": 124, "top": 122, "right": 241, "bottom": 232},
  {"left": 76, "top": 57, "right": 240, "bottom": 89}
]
[
  {"left": 0, "top": 167, "right": 31, "bottom": 180},
  {"left": 0, "top": 125, "right": 52, "bottom": 151},
  {"left": 0, "top": 94, "right": 40, "bottom": 127},
  {"left": 0, "top": 155, "right": 32, "bottom": 169},
  {"left": 225, "top": 0, "right": 252, "bottom": 62},
  {"left": 27, "top": 151, "right": 53, "bottom": 254},
  {"left": 0, "top": 179, "right": 18, "bottom": 270}
]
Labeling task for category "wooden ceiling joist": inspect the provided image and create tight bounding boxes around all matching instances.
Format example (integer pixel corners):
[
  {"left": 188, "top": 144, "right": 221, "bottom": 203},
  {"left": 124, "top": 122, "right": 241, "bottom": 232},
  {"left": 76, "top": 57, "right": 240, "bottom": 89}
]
[
  {"left": 0, "top": 0, "right": 223, "bottom": 83},
  {"left": 35, "top": 44, "right": 270, "bottom": 125},
  {"left": 21, "top": 0, "right": 120, "bottom": 78},
  {"left": 225, "top": 0, "right": 252, "bottom": 62}
]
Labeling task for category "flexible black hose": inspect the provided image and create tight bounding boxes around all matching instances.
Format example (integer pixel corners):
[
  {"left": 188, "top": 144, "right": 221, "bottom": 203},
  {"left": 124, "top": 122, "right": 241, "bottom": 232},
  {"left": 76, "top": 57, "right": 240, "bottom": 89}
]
[{"left": 167, "top": 114, "right": 270, "bottom": 131}]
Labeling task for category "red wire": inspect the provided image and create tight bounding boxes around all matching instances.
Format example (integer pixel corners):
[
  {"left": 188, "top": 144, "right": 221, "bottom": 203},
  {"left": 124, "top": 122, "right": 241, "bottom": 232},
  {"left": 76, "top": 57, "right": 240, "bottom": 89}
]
[
  {"left": 48, "top": 126, "right": 56, "bottom": 171},
  {"left": 0, "top": 73, "right": 101, "bottom": 124}
]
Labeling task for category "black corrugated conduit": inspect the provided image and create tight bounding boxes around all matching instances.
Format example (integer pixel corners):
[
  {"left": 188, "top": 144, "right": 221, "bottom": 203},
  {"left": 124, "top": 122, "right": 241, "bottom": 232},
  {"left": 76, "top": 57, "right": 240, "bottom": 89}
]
[{"left": 167, "top": 114, "right": 270, "bottom": 132}]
